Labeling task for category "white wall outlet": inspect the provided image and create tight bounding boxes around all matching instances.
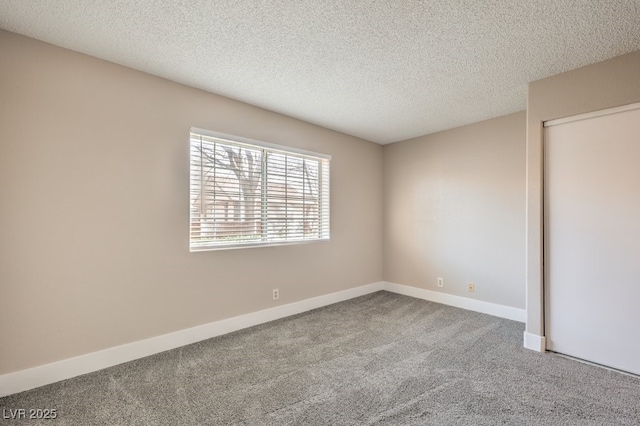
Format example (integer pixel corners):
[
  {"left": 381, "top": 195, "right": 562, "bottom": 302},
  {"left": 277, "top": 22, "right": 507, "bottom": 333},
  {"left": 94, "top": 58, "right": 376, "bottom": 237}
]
[
  {"left": 437, "top": 277, "right": 444, "bottom": 287},
  {"left": 467, "top": 282, "right": 475, "bottom": 293},
  {"left": 272, "top": 289, "right": 279, "bottom": 300}
]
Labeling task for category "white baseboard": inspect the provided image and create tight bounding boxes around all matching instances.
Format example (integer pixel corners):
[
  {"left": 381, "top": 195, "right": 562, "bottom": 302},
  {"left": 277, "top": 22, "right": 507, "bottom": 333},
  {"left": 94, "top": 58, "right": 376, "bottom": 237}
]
[
  {"left": 0, "top": 281, "right": 384, "bottom": 397},
  {"left": 523, "top": 332, "right": 546, "bottom": 352},
  {"left": 382, "top": 281, "right": 526, "bottom": 323}
]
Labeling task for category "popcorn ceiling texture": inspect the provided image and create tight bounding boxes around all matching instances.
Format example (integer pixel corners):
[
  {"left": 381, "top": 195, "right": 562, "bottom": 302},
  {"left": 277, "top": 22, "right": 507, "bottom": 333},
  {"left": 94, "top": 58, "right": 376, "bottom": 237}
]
[{"left": 1, "top": 0, "right": 639, "bottom": 144}]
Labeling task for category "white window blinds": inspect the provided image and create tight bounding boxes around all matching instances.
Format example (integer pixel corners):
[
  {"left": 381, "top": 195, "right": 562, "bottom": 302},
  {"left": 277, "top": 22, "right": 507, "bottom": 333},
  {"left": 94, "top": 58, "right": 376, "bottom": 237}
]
[{"left": 189, "top": 129, "right": 330, "bottom": 251}]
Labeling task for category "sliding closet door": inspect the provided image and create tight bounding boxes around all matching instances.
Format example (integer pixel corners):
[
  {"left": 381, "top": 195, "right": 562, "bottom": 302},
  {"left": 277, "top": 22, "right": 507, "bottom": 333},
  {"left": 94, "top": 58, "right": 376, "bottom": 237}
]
[{"left": 544, "top": 104, "right": 640, "bottom": 375}]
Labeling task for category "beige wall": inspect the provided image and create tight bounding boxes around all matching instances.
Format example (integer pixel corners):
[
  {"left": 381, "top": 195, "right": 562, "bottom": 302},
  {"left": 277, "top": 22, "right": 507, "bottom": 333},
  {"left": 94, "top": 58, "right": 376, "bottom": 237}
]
[
  {"left": 383, "top": 112, "right": 526, "bottom": 308},
  {"left": 526, "top": 50, "right": 640, "bottom": 339},
  {"left": 0, "top": 30, "right": 383, "bottom": 374}
]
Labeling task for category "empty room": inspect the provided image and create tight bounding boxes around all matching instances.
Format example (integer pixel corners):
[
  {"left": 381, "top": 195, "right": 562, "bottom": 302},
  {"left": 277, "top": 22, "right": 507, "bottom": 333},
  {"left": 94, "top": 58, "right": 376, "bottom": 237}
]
[{"left": 1, "top": 1, "right": 640, "bottom": 424}]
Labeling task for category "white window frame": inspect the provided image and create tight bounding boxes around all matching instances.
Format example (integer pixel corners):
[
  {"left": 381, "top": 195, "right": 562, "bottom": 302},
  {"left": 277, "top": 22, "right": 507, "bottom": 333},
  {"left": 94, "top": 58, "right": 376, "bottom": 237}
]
[{"left": 189, "top": 127, "right": 331, "bottom": 251}]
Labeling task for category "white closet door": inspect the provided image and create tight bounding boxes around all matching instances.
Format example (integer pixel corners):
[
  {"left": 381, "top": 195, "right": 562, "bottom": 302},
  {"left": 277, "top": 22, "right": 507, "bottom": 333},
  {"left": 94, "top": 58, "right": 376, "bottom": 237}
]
[{"left": 545, "top": 104, "right": 640, "bottom": 375}]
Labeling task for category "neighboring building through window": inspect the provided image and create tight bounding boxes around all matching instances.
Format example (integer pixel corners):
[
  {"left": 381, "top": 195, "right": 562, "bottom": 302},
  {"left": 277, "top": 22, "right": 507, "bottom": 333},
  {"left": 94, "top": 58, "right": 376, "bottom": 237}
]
[{"left": 189, "top": 128, "right": 330, "bottom": 251}]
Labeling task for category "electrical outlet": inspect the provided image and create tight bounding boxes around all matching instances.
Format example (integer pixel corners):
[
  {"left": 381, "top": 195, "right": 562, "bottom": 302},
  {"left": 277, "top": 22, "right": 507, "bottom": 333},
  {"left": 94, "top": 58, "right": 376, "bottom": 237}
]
[
  {"left": 272, "top": 289, "right": 279, "bottom": 300},
  {"left": 437, "top": 277, "right": 444, "bottom": 287},
  {"left": 467, "top": 282, "right": 475, "bottom": 293}
]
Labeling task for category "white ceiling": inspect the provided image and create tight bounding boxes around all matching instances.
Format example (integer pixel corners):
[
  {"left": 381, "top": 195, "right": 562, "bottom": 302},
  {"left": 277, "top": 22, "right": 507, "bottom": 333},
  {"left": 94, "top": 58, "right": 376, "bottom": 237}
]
[{"left": 1, "top": 1, "right": 639, "bottom": 144}]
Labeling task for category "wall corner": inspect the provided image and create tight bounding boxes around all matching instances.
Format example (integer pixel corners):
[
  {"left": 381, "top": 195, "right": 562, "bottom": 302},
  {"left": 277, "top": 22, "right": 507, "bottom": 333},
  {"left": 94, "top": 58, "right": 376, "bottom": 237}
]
[{"left": 523, "top": 331, "right": 546, "bottom": 353}]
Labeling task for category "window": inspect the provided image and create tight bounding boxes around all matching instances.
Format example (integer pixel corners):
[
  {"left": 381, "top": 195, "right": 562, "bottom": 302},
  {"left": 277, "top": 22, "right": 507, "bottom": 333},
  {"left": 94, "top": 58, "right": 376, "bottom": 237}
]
[{"left": 189, "top": 128, "right": 330, "bottom": 251}]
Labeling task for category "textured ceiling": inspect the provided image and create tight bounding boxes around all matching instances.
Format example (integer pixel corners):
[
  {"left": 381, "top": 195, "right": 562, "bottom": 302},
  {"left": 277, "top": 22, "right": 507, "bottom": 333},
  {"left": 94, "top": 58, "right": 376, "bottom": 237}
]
[{"left": 1, "top": 1, "right": 640, "bottom": 144}]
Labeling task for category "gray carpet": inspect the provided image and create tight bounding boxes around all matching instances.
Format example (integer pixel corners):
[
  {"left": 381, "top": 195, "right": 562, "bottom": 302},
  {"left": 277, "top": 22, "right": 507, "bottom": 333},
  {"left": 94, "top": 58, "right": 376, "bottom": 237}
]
[{"left": 1, "top": 291, "right": 639, "bottom": 425}]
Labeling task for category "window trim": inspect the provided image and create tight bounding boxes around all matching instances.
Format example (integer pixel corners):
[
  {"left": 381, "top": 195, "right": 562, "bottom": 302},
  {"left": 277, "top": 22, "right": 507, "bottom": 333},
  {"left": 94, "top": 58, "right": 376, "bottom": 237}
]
[
  {"left": 191, "top": 127, "right": 331, "bottom": 160},
  {"left": 189, "top": 127, "right": 331, "bottom": 252}
]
